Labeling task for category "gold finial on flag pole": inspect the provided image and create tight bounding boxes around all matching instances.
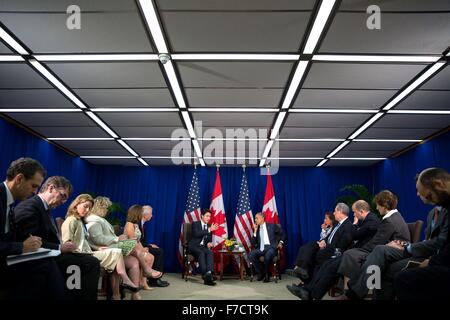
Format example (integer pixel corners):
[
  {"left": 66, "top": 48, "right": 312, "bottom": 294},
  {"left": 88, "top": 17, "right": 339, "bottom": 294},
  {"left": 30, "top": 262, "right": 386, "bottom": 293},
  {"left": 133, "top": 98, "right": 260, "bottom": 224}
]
[{"left": 242, "top": 164, "right": 246, "bottom": 172}]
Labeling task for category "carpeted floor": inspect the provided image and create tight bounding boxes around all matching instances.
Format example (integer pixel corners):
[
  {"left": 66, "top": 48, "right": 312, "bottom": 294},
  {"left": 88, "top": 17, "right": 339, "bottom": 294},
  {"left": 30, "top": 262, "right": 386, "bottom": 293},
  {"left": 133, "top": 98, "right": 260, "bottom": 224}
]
[{"left": 125, "top": 273, "right": 333, "bottom": 300}]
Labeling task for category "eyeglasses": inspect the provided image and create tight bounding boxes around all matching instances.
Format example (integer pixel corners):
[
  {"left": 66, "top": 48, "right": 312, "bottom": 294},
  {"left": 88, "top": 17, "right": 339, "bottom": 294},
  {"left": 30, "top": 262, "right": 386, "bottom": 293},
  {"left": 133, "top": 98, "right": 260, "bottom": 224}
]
[{"left": 52, "top": 186, "right": 68, "bottom": 202}]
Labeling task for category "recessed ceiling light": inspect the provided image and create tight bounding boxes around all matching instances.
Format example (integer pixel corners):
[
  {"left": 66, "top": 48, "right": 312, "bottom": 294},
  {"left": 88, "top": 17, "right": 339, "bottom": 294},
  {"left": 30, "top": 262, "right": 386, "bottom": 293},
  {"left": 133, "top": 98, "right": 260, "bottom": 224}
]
[
  {"left": 80, "top": 156, "right": 135, "bottom": 159},
  {"left": 353, "top": 139, "right": 422, "bottom": 143},
  {"left": 123, "top": 137, "right": 190, "bottom": 141},
  {"left": 117, "top": 139, "right": 139, "bottom": 157},
  {"left": 198, "top": 158, "right": 206, "bottom": 167},
  {"left": 267, "top": 157, "right": 323, "bottom": 160},
  {"left": 289, "top": 109, "right": 377, "bottom": 113},
  {"left": 348, "top": 113, "right": 384, "bottom": 140},
  {"left": 259, "top": 158, "right": 266, "bottom": 167},
  {"left": 383, "top": 62, "right": 446, "bottom": 111},
  {"left": 281, "top": 61, "right": 309, "bottom": 109},
  {"left": 164, "top": 60, "right": 187, "bottom": 109},
  {"left": 0, "top": 109, "right": 80, "bottom": 112},
  {"left": 34, "top": 54, "right": 159, "bottom": 61},
  {"left": 276, "top": 138, "right": 345, "bottom": 142},
  {"left": 137, "top": 158, "right": 149, "bottom": 166},
  {"left": 0, "top": 55, "right": 24, "bottom": 62},
  {"left": 270, "top": 112, "right": 287, "bottom": 139},
  {"left": 326, "top": 140, "right": 351, "bottom": 158},
  {"left": 181, "top": 111, "right": 196, "bottom": 138},
  {"left": 332, "top": 158, "right": 387, "bottom": 160},
  {"left": 91, "top": 108, "right": 177, "bottom": 112},
  {"left": 388, "top": 110, "right": 450, "bottom": 115},
  {"left": 29, "top": 59, "right": 88, "bottom": 109},
  {"left": 261, "top": 140, "right": 274, "bottom": 159},
  {"left": 171, "top": 54, "right": 300, "bottom": 61},
  {"left": 189, "top": 108, "right": 279, "bottom": 112},
  {"left": 0, "top": 25, "right": 29, "bottom": 55},
  {"left": 137, "top": 0, "right": 168, "bottom": 53},
  {"left": 303, "top": 0, "right": 337, "bottom": 54},
  {"left": 192, "top": 140, "right": 203, "bottom": 158},
  {"left": 312, "top": 55, "right": 440, "bottom": 63},
  {"left": 85, "top": 111, "right": 118, "bottom": 139},
  {"left": 47, "top": 138, "right": 115, "bottom": 141},
  {"left": 316, "top": 159, "right": 328, "bottom": 167}
]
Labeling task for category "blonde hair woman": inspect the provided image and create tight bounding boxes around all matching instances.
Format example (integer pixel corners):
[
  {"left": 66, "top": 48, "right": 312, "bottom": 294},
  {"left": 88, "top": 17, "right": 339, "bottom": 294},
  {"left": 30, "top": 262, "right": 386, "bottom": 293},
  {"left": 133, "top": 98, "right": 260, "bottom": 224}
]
[
  {"left": 85, "top": 197, "right": 163, "bottom": 281},
  {"left": 61, "top": 194, "right": 141, "bottom": 299}
]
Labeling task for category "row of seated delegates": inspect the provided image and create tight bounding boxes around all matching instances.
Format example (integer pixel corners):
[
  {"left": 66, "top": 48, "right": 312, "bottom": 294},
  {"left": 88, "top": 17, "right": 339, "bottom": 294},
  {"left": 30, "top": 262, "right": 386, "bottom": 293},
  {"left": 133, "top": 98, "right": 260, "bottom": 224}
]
[
  {"left": 291, "top": 211, "right": 336, "bottom": 280},
  {"left": 124, "top": 205, "right": 170, "bottom": 289},
  {"left": 1, "top": 158, "right": 70, "bottom": 300},
  {"left": 84, "top": 197, "right": 163, "bottom": 296},
  {"left": 14, "top": 174, "right": 101, "bottom": 300},
  {"left": 61, "top": 194, "right": 142, "bottom": 300},
  {"left": 287, "top": 199, "right": 381, "bottom": 300}
]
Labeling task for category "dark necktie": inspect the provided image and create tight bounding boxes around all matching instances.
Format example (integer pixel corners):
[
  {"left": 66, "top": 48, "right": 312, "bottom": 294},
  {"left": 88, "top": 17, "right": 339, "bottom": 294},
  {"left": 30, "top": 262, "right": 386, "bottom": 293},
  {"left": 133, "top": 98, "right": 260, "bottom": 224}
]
[
  {"left": 202, "top": 224, "right": 208, "bottom": 246},
  {"left": 8, "top": 204, "right": 16, "bottom": 235}
]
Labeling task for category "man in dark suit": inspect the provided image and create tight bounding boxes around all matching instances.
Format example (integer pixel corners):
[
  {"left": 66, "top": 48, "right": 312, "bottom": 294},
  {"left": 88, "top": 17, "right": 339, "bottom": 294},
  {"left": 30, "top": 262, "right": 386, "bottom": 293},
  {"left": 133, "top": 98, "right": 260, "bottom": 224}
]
[
  {"left": 287, "top": 200, "right": 378, "bottom": 299},
  {"left": 188, "top": 209, "right": 219, "bottom": 286},
  {"left": 140, "top": 205, "right": 169, "bottom": 287},
  {"left": 394, "top": 168, "right": 450, "bottom": 300},
  {"left": 248, "top": 212, "right": 286, "bottom": 282},
  {"left": 375, "top": 206, "right": 448, "bottom": 299},
  {"left": 14, "top": 176, "right": 100, "bottom": 300},
  {"left": 1, "top": 157, "right": 66, "bottom": 300},
  {"left": 337, "top": 190, "right": 410, "bottom": 299}
]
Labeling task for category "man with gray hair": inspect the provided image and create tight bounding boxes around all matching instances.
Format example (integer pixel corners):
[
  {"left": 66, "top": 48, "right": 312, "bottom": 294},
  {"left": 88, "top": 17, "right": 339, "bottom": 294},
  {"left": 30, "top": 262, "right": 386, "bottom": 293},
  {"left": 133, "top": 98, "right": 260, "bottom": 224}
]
[{"left": 140, "top": 205, "right": 169, "bottom": 287}]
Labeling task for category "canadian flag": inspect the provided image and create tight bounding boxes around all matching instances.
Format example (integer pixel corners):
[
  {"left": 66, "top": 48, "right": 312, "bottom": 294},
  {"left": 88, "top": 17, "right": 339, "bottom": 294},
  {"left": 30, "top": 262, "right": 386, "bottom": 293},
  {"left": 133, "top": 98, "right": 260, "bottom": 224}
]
[
  {"left": 209, "top": 168, "right": 228, "bottom": 249},
  {"left": 262, "top": 168, "right": 286, "bottom": 269},
  {"left": 262, "top": 169, "right": 280, "bottom": 224}
]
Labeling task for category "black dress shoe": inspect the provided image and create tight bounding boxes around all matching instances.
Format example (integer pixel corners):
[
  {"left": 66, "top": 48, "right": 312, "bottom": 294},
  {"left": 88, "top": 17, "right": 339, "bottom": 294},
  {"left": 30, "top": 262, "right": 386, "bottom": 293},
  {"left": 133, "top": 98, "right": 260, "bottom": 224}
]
[
  {"left": 204, "top": 279, "right": 217, "bottom": 286},
  {"left": 150, "top": 278, "right": 170, "bottom": 287},
  {"left": 286, "top": 284, "right": 310, "bottom": 300},
  {"left": 263, "top": 276, "right": 270, "bottom": 283},
  {"left": 294, "top": 267, "right": 309, "bottom": 281},
  {"left": 257, "top": 273, "right": 265, "bottom": 281}
]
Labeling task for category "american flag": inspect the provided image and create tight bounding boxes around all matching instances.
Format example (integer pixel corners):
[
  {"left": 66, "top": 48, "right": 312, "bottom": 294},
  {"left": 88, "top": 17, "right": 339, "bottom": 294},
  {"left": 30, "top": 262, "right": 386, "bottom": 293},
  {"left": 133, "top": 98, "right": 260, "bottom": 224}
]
[
  {"left": 233, "top": 169, "right": 254, "bottom": 255},
  {"left": 178, "top": 169, "right": 201, "bottom": 264}
]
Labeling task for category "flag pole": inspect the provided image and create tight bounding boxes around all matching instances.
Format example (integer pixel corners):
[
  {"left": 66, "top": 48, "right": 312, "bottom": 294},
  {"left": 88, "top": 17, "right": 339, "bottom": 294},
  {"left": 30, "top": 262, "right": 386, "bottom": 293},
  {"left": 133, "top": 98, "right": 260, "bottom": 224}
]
[{"left": 242, "top": 164, "right": 246, "bottom": 172}]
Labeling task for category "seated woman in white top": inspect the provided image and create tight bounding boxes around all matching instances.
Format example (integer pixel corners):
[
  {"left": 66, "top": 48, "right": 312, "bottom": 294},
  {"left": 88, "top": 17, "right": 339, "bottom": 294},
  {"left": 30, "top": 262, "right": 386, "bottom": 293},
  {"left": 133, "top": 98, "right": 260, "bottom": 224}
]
[
  {"left": 124, "top": 205, "right": 157, "bottom": 290},
  {"left": 61, "top": 194, "right": 141, "bottom": 300}
]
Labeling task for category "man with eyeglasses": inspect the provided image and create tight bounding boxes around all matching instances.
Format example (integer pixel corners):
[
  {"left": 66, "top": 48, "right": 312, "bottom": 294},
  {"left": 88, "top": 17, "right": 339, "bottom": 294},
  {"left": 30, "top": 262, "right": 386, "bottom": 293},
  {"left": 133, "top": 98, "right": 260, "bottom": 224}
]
[
  {"left": 14, "top": 176, "right": 100, "bottom": 300},
  {"left": 394, "top": 167, "right": 450, "bottom": 300}
]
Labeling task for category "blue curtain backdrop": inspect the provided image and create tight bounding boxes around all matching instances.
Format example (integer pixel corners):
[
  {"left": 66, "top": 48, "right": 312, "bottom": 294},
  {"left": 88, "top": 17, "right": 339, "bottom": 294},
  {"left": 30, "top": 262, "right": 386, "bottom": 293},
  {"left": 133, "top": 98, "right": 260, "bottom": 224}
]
[
  {"left": 1, "top": 116, "right": 449, "bottom": 271},
  {"left": 373, "top": 130, "right": 450, "bottom": 232}
]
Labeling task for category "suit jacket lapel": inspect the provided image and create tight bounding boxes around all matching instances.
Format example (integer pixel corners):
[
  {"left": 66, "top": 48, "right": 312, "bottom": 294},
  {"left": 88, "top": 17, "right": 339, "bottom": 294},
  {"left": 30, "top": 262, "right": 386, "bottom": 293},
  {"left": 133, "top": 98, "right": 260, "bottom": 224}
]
[
  {"left": 0, "top": 184, "right": 7, "bottom": 238},
  {"left": 34, "top": 195, "right": 59, "bottom": 240}
]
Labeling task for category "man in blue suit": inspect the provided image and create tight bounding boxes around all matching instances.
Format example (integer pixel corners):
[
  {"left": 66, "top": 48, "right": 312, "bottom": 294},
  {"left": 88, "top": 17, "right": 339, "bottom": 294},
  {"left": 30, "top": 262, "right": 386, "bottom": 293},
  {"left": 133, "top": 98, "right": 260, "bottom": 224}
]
[{"left": 249, "top": 212, "right": 286, "bottom": 282}]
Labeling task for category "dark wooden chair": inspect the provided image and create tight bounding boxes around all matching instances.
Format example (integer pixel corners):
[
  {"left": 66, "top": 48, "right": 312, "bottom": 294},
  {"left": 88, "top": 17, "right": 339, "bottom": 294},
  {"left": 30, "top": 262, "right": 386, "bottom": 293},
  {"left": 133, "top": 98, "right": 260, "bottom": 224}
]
[
  {"left": 181, "top": 223, "right": 198, "bottom": 281},
  {"left": 249, "top": 224, "right": 283, "bottom": 283},
  {"left": 408, "top": 220, "right": 424, "bottom": 243}
]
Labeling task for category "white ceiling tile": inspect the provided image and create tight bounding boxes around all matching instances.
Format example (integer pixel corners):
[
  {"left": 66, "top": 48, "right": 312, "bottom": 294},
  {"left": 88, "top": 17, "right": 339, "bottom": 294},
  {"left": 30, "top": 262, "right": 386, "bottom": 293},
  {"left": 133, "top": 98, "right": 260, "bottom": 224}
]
[
  {"left": 0, "top": 89, "right": 74, "bottom": 108},
  {"left": 74, "top": 89, "right": 175, "bottom": 107},
  {"left": 0, "top": 64, "right": 51, "bottom": 88}
]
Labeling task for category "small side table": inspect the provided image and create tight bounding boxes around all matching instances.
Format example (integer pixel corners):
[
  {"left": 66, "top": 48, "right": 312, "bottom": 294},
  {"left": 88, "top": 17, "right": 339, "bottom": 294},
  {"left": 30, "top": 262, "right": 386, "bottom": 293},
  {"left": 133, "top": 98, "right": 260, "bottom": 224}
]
[{"left": 218, "top": 250, "right": 246, "bottom": 281}]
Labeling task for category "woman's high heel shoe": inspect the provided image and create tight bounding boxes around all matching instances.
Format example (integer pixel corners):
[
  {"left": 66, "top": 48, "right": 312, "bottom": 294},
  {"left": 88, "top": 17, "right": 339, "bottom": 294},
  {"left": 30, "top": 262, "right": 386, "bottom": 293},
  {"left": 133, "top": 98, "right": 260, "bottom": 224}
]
[
  {"left": 144, "top": 269, "right": 163, "bottom": 279},
  {"left": 120, "top": 283, "right": 143, "bottom": 293}
]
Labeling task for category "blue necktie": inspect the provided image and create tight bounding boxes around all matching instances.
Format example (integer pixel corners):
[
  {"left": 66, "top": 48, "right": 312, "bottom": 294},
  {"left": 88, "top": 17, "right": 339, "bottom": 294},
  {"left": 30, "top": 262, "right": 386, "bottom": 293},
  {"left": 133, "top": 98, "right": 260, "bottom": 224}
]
[{"left": 328, "top": 222, "right": 341, "bottom": 244}]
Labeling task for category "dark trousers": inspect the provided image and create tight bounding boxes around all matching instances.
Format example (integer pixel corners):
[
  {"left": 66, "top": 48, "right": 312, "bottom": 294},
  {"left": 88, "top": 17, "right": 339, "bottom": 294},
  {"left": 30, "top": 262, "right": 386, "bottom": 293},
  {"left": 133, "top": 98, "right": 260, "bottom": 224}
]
[
  {"left": 374, "top": 257, "right": 418, "bottom": 300},
  {"left": 394, "top": 265, "right": 450, "bottom": 300},
  {"left": 148, "top": 246, "right": 164, "bottom": 272},
  {"left": 189, "top": 245, "right": 213, "bottom": 275},
  {"left": 338, "top": 248, "right": 370, "bottom": 279},
  {"left": 55, "top": 253, "right": 100, "bottom": 300},
  {"left": 349, "top": 245, "right": 409, "bottom": 299},
  {"left": 304, "top": 256, "right": 342, "bottom": 300},
  {"left": 7, "top": 258, "right": 68, "bottom": 300},
  {"left": 295, "top": 241, "right": 319, "bottom": 272},
  {"left": 249, "top": 245, "right": 276, "bottom": 276}
]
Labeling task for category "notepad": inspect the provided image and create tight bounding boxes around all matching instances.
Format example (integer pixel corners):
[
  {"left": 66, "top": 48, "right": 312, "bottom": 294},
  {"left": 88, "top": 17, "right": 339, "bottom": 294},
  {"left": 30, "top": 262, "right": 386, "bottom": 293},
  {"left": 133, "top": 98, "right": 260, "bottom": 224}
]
[
  {"left": 401, "top": 260, "right": 422, "bottom": 271},
  {"left": 6, "top": 248, "right": 61, "bottom": 266}
]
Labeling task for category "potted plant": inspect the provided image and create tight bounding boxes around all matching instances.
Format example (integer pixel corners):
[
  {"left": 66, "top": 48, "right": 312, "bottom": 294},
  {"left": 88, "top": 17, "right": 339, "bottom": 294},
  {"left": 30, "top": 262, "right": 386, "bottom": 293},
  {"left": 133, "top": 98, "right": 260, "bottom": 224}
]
[{"left": 336, "top": 184, "right": 380, "bottom": 217}]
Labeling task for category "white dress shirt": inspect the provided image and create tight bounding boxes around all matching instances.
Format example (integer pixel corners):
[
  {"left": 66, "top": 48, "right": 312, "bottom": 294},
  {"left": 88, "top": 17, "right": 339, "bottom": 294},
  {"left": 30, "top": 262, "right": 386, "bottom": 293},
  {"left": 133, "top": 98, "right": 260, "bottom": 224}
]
[
  {"left": 3, "top": 182, "right": 14, "bottom": 234},
  {"left": 200, "top": 220, "right": 209, "bottom": 246},
  {"left": 256, "top": 223, "right": 271, "bottom": 251}
]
